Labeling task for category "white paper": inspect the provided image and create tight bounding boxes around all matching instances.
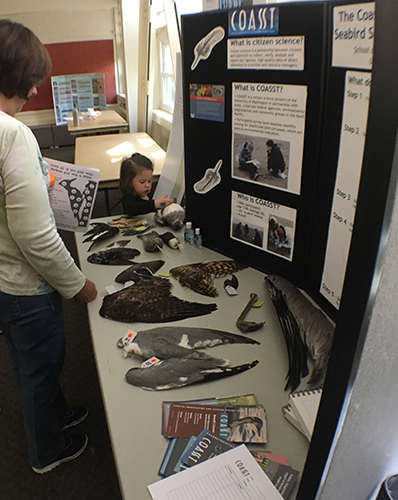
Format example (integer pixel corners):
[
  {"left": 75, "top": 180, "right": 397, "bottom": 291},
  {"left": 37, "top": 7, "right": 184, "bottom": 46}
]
[
  {"left": 320, "top": 71, "right": 371, "bottom": 308},
  {"left": 332, "top": 2, "right": 375, "bottom": 69},
  {"left": 148, "top": 444, "right": 283, "bottom": 500},
  {"left": 231, "top": 190, "right": 296, "bottom": 261},
  {"left": 232, "top": 82, "right": 307, "bottom": 194},
  {"left": 228, "top": 36, "right": 305, "bottom": 71},
  {"left": 45, "top": 158, "right": 100, "bottom": 232}
]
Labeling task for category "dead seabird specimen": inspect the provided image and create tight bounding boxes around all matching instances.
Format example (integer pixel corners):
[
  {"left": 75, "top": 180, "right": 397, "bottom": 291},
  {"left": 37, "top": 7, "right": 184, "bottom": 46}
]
[
  {"left": 265, "top": 274, "right": 335, "bottom": 391},
  {"left": 99, "top": 276, "right": 217, "bottom": 323},
  {"left": 169, "top": 260, "right": 247, "bottom": 297}
]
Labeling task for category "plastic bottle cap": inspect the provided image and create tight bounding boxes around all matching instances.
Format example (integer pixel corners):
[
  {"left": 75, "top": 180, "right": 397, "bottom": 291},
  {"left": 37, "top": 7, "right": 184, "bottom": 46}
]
[
  {"left": 195, "top": 228, "right": 200, "bottom": 234},
  {"left": 49, "top": 172, "right": 55, "bottom": 188},
  {"left": 186, "top": 222, "right": 192, "bottom": 228}
]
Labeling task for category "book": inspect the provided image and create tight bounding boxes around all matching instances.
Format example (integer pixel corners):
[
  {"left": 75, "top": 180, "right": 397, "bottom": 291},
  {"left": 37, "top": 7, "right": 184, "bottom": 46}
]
[
  {"left": 282, "top": 403, "right": 306, "bottom": 436},
  {"left": 148, "top": 445, "right": 284, "bottom": 500},
  {"left": 162, "top": 402, "right": 267, "bottom": 443},
  {"left": 225, "top": 405, "right": 267, "bottom": 443},
  {"left": 158, "top": 437, "right": 190, "bottom": 477},
  {"left": 289, "top": 386, "right": 323, "bottom": 440},
  {"left": 180, "top": 429, "right": 236, "bottom": 467},
  {"left": 250, "top": 451, "right": 300, "bottom": 500},
  {"left": 251, "top": 450, "right": 291, "bottom": 467},
  {"left": 161, "top": 393, "right": 257, "bottom": 434},
  {"left": 176, "top": 431, "right": 296, "bottom": 498},
  {"left": 173, "top": 436, "right": 197, "bottom": 474},
  {"left": 163, "top": 403, "right": 225, "bottom": 439}
]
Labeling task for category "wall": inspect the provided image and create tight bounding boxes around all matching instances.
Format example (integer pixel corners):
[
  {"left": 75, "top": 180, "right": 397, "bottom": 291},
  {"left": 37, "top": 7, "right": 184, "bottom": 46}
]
[{"left": 1, "top": 0, "right": 123, "bottom": 124}]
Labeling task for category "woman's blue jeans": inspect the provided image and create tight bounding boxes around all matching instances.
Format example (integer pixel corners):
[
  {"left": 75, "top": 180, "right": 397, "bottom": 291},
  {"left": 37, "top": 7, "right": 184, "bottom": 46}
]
[{"left": 0, "top": 290, "right": 68, "bottom": 468}]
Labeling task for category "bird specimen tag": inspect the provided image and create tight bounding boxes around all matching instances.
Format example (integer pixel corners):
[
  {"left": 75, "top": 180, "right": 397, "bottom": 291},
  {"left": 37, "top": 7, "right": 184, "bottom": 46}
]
[
  {"left": 105, "top": 285, "right": 118, "bottom": 295},
  {"left": 141, "top": 357, "right": 160, "bottom": 368},
  {"left": 123, "top": 281, "right": 135, "bottom": 288},
  {"left": 121, "top": 329, "right": 137, "bottom": 346},
  {"left": 225, "top": 285, "right": 238, "bottom": 296}
]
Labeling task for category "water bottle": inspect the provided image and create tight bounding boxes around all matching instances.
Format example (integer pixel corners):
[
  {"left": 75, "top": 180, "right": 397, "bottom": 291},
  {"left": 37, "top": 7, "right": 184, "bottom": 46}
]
[
  {"left": 73, "top": 106, "right": 79, "bottom": 127},
  {"left": 184, "top": 222, "right": 194, "bottom": 245},
  {"left": 194, "top": 228, "right": 202, "bottom": 248}
]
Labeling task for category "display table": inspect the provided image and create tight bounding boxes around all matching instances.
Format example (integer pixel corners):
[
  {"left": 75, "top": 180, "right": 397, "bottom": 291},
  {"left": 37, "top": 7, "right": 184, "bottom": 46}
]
[
  {"left": 74, "top": 132, "right": 166, "bottom": 214},
  {"left": 68, "top": 109, "right": 129, "bottom": 135},
  {"left": 75, "top": 216, "right": 310, "bottom": 499}
]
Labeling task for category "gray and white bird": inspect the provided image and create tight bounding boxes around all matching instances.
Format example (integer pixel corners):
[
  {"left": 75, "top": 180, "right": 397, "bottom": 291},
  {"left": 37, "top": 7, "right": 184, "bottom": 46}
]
[
  {"left": 118, "top": 327, "right": 260, "bottom": 390},
  {"left": 265, "top": 274, "right": 335, "bottom": 391},
  {"left": 118, "top": 326, "right": 260, "bottom": 361},
  {"left": 125, "top": 358, "right": 259, "bottom": 391}
]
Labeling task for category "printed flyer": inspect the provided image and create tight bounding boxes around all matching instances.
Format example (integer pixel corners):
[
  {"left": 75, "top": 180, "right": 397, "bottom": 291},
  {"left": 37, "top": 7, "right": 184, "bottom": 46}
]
[
  {"left": 189, "top": 84, "right": 225, "bottom": 122},
  {"left": 232, "top": 82, "right": 307, "bottom": 194},
  {"left": 231, "top": 190, "right": 296, "bottom": 261},
  {"left": 45, "top": 158, "right": 100, "bottom": 232}
]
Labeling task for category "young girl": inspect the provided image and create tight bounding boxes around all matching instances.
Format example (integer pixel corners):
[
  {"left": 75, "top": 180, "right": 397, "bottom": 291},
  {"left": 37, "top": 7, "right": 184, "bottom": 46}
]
[{"left": 120, "top": 152, "right": 174, "bottom": 216}]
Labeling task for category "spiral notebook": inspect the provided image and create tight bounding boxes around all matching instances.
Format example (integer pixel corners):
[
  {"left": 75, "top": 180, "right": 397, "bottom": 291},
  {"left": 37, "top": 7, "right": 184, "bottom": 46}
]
[{"left": 288, "top": 386, "right": 323, "bottom": 440}]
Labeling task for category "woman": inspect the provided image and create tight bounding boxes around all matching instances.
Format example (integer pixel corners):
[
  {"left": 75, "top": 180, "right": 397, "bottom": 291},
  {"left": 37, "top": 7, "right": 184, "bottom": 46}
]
[{"left": 0, "top": 19, "right": 97, "bottom": 473}]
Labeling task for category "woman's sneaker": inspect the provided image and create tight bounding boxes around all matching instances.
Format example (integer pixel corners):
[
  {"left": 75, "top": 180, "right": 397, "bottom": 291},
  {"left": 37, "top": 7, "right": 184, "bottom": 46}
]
[
  {"left": 32, "top": 433, "right": 88, "bottom": 474},
  {"left": 63, "top": 406, "right": 89, "bottom": 430}
]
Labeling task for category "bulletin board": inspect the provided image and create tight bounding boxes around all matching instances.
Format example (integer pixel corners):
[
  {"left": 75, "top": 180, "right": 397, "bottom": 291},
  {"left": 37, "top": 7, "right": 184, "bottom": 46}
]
[{"left": 22, "top": 40, "right": 117, "bottom": 113}]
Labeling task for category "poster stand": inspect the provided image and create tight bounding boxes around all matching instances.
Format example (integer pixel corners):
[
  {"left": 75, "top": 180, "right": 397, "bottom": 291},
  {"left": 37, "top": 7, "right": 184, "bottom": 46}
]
[{"left": 180, "top": 1, "right": 398, "bottom": 498}]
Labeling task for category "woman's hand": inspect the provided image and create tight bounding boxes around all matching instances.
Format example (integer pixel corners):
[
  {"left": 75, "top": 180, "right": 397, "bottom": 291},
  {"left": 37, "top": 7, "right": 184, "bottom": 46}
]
[{"left": 74, "top": 278, "right": 98, "bottom": 304}]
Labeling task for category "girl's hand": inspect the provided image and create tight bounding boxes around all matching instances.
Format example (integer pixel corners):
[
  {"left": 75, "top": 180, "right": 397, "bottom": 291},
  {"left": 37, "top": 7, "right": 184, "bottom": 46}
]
[{"left": 155, "top": 194, "right": 174, "bottom": 209}]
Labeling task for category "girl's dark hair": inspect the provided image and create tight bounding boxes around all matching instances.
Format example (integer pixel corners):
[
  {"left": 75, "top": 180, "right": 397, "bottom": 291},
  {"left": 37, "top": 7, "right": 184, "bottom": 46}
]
[
  {"left": 119, "top": 152, "right": 154, "bottom": 196},
  {"left": 0, "top": 19, "right": 52, "bottom": 100}
]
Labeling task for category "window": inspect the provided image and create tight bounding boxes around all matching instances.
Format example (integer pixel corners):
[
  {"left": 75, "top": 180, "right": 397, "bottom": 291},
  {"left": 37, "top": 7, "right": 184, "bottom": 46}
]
[
  {"left": 159, "top": 32, "right": 175, "bottom": 113},
  {"left": 150, "top": 0, "right": 202, "bottom": 114}
]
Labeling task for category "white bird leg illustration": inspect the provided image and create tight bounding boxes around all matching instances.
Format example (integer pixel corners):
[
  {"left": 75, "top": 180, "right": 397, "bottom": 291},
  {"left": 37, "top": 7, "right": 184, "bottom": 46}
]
[
  {"left": 194, "top": 159, "right": 223, "bottom": 194},
  {"left": 191, "top": 26, "right": 225, "bottom": 70}
]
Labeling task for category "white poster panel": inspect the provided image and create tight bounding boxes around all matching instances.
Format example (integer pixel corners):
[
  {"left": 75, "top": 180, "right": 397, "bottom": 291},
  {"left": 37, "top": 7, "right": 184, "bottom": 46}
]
[
  {"left": 154, "top": 53, "right": 185, "bottom": 204},
  {"left": 51, "top": 73, "right": 107, "bottom": 126},
  {"left": 228, "top": 36, "right": 305, "bottom": 71},
  {"left": 332, "top": 2, "right": 375, "bottom": 69},
  {"left": 320, "top": 71, "right": 371, "bottom": 308},
  {"left": 45, "top": 158, "right": 100, "bottom": 232},
  {"left": 232, "top": 82, "right": 307, "bottom": 194},
  {"left": 231, "top": 190, "right": 297, "bottom": 261}
]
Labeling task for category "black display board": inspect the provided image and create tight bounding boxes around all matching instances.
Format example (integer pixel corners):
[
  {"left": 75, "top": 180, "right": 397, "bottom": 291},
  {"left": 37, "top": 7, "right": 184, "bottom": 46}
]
[
  {"left": 182, "top": 1, "right": 333, "bottom": 313},
  {"left": 181, "top": 1, "right": 398, "bottom": 498}
]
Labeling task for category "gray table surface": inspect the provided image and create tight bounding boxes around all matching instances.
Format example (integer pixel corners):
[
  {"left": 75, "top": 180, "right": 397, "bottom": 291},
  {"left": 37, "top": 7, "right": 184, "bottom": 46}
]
[{"left": 75, "top": 215, "right": 310, "bottom": 499}]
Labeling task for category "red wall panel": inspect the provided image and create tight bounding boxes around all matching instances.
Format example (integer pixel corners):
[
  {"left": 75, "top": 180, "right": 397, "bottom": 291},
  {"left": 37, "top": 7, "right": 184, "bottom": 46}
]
[{"left": 24, "top": 39, "right": 117, "bottom": 111}]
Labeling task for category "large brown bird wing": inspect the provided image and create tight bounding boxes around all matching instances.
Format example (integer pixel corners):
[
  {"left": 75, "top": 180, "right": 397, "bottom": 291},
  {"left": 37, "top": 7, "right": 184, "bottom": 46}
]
[{"left": 99, "top": 277, "right": 217, "bottom": 323}]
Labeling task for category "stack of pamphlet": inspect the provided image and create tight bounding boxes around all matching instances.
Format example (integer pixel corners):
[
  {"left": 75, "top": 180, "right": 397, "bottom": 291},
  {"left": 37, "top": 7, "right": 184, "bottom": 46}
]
[{"left": 158, "top": 393, "right": 299, "bottom": 499}]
